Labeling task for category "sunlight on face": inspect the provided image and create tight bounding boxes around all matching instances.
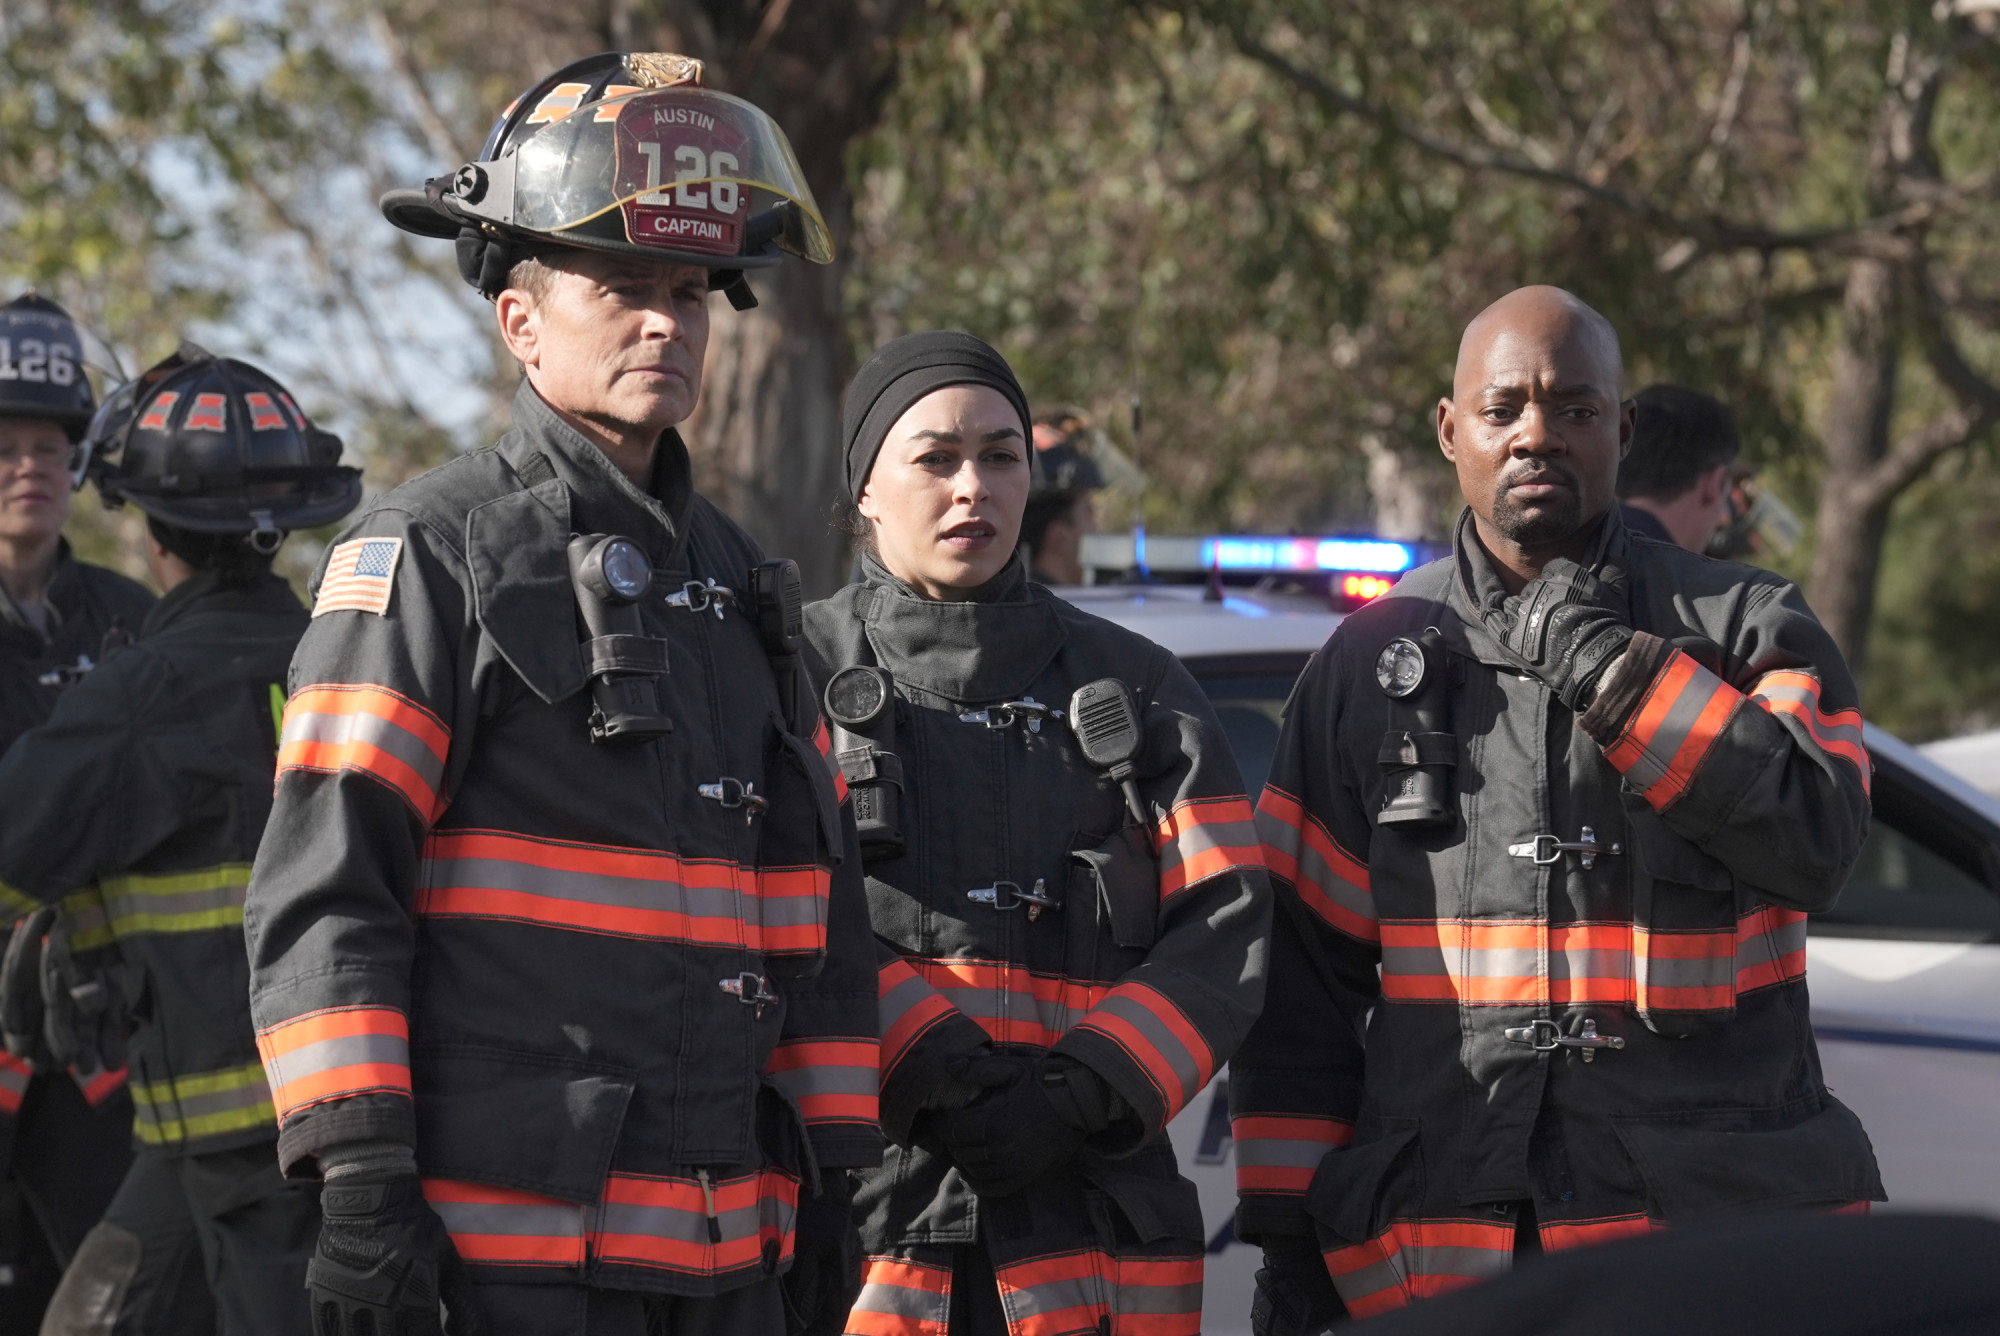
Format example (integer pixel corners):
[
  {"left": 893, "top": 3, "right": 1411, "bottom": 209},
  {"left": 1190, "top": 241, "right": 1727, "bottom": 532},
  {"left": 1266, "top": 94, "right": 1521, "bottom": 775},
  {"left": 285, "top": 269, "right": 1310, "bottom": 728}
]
[
  {"left": 857, "top": 384, "right": 1030, "bottom": 600},
  {"left": 0, "top": 417, "right": 75, "bottom": 547}
]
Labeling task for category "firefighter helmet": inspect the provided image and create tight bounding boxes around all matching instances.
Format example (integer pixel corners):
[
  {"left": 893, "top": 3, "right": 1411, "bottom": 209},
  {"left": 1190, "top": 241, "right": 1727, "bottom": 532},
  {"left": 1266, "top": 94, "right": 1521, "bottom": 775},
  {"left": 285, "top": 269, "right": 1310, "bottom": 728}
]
[
  {"left": 84, "top": 347, "right": 362, "bottom": 548},
  {"left": 380, "top": 52, "right": 830, "bottom": 308},
  {"left": 0, "top": 293, "right": 97, "bottom": 446}
]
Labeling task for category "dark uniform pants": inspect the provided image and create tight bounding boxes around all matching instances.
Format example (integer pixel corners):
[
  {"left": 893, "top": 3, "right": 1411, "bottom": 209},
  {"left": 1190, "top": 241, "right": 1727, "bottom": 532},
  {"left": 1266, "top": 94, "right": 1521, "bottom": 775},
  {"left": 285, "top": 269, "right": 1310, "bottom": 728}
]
[
  {"left": 40, "top": 1144, "right": 319, "bottom": 1336},
  {"left": 468, "top": 1277, "right": 785, "bottom": 1336}
]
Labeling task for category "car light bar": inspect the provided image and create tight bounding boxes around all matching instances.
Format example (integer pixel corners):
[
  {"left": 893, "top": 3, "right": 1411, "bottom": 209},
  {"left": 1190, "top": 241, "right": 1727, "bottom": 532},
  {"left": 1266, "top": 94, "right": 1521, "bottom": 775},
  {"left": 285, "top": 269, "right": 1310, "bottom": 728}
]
[
  {"left": 1201, "top": 536, "right": 1415, "bottom": 574},
  {"left": 1340, "top": 574, "right": 1396, "bottom": 601}
]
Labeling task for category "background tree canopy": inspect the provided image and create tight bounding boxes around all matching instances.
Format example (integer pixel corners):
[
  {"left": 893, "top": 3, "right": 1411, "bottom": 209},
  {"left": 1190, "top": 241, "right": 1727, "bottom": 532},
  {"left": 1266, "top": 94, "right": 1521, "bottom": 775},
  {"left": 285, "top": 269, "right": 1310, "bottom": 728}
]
[{"left": 5, "top": 0, "right": 1998, "bottom": 738}]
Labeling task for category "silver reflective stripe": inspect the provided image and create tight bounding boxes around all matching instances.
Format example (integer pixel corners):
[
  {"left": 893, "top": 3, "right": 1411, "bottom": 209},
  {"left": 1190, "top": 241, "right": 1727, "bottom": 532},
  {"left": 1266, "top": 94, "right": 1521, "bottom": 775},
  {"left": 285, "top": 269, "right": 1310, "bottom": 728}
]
[
  {"left": 1620, "top": 660, "right": 1734, "bottom": 793},
  {"left": 96, "top": 866, "right": 249, "bottom": 935},
  {"left": 852, "top": 1265, "right": 949, "bottom": 1322},
  {"left": 1007, "top": 1270, "right": 1111, "bottom": 1319},
  {"left": 1234, "top": 1134, "right": 1335, "bottom": 1172},
  {"left": 423, "top": 852, "right": 745, "bottom": 921},
  {"left": 768, "top": 1063, "right": 876, "bottom": 1101},
  {"left": 262, "top": 1031, "right": 409, "bottom": 1095},
  {"left": 428, "top": 1197, "right": 584, "bottom": 1241},
  {"left": 1156, "top": 808, "right": 1259, "bottom": 885},
  {"left": 1329, "top": 1253, "right": 1407, "bottom": 1307},
  {"left": 1256, "top": 806, "right": 1372, "bottom": 926},
  {"left": 879, "top": 973, "right": 942, "bottom": 1034},
  {"left": 282, "top": 703, "right": 445, "bottom": 796},
  {"left": 1084, "top": 992, "right": 1204, "bottom": 1104},
  {"left": 1115, "top": 1274, "right": 1203, "bottom": 1316},
  {"left": 1401, "top": 1243, "right": 1512, "bottom": 1281}
]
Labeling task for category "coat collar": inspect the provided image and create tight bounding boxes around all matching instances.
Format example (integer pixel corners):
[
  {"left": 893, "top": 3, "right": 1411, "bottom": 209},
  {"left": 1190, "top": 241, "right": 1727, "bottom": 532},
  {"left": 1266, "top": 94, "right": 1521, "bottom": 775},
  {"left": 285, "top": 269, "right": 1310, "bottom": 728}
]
[
  {"left": 855, "top": 553, "right": 1068, "bottom": 703},
  {"left": 502, "top": 380, "right": 696, "bottom": 570},
  {"left": 140, "top": 569, "right": 302, "bottom": 639}
]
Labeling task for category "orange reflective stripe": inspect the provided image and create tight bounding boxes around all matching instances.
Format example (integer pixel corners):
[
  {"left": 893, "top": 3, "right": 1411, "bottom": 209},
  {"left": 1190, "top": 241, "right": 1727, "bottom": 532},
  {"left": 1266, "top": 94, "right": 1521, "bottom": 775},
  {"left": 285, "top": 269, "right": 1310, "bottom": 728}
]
[
  {"left": 1541, "top": 1214, "right": 1653, "bottom": 1250},
  {"left": 909, "top": 958, "right": 1111, "bottom": 1049},
  {"left": 1324, "top": 1218, "right": 1513, "bottom": 1317},
  {"left": 422, "top": 1179, "right": 586, "bottom": 1267},
  {"left": 995, "top": 1249, "right": 1201, "bottom": 1336},
  {"left": 846, "top": 1256, "right": 951, "bottom": 1336},
  {"left": 1256, "top": 785, "right": 1376, "bottom": 942},
  {"left": 813, "top": 718, "right": 850, "bottom": 804},
  {"left": 594, "top": 1166, "right": 798, "bottom": 1276},
  {"left": 878, "top": 957, "right": 961, "bottom": 1082},
  {"left": 256, "top": 1005, "right": 410, "bottom": 1120},
  {"left": 1232, "top": 1114, "right": 1352, "bottom": 1195},
  {"left": 72, "top": 1065, "right": 128, "bottom": 1106},
  {"left": 1071, "top": 982, "right": 1215, "bottom": 1120},
  {"left": 1155, "top": 796, "right": 1262, "bottom": 899},
  {"left": 1750, "top": 670, "right": 1871, "bottom": 796},
  {"left": 767, "top": 1039, "right": 880, "bottom": 1126},
  {"left": 417, "top": 828, "right": 828, "bottom": 956},
  {"left": 1602, "top": 650, "right": 1742, "bottom": 811},
  {"left": 279, "top": 684, "right": 450, "bottom": 820},
  {"left": 1732, "top": 905, "right": 1808, "bottom": 994},
  {"left": 0, "top": 1052, "right": 30, "bottom": 1115}
]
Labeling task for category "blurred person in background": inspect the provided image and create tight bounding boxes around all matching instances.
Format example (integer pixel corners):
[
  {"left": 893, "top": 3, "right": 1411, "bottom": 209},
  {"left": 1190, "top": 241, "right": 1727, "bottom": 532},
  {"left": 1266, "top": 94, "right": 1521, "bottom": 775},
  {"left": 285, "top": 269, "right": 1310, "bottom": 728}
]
[
  {"left": 1019, "top": 408, "right": 1106, "bottom": 587},
  {"left": 0, "top": 290, "right": 148, "bottom": 1327},
  {"left": 811, "top": 331, "right": 1270, "bottom": 1336},
  {"left": 1, "top": 349, "right": 361, "bottom": 1334},
  {"left": 1617, "top": 383, "right": 1742, "bottom": 553}
]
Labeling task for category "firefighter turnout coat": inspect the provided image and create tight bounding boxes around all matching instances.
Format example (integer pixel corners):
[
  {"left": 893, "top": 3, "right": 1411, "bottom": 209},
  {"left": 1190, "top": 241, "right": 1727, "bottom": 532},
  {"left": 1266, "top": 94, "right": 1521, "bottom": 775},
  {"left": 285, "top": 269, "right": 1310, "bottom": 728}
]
[
  {"left": 0, "top": 570, "right": 300, "bottom": 1152},
  {"left": 243, "top": 383, "right": 881, "bottom": 1298},
  {"left": 1231, "top": 510, "right": 1883, "bottom": 1319},
  {"left": 0, "top": 542, "right": 152, "bottom": 1130},
  {"left": 805, "top": 557, "right": 1270, "bottom": 1336}
]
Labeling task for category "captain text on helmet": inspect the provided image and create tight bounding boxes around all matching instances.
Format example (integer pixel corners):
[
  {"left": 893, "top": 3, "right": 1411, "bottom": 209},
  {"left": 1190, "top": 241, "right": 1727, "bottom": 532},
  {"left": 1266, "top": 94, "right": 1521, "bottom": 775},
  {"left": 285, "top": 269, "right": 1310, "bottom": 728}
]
[
  {"left": 1234, "top": 286, "right": 1879, "bottom": 1331},
  {"left": 243, "top": 54, "right": 880, "bottom": 1336},
  {"left": 2, "top": 347, "right": 359, "bottom": 1334}
]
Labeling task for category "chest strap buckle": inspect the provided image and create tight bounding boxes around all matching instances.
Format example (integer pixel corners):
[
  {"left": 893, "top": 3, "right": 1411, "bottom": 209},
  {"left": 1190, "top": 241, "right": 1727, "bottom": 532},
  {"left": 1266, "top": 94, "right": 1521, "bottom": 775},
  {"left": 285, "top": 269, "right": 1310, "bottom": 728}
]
[
  {"left": 698, "top": 777, "right": 768, "bottom": 823},
  {"left": 667, "top": 579, "right": 735, "bottom": 619},
  {"left": 1506, "top": 826, "right": 1623, "bottom": 870},
  {"left": 966, "top": 878, "right": 1059, "bottom": 921},
  {"left": 1504, "top": 1017, "right": 1625, "bottom": 1063},
  {"left": 959, "top": 698, "right": 1060, "bottom": 734},
  {"left": 719, "top": 973, "right": 778, "bottom": 1015}
]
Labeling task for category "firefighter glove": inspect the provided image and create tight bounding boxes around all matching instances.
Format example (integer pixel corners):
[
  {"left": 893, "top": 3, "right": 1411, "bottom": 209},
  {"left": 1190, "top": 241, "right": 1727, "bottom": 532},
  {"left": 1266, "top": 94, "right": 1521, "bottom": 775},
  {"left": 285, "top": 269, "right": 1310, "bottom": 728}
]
[
  {"left": 1489, "top": 556, "right": 1633, "bottom": 712},
  {"left": 38, "top": 910, "right": 126, "bottom": 1077},
  {"left": 781, "top": 1169, "right": 862, "bottom": 1336},
  {"left": 1, "top": 906, "right": 55, "bottom": 1065},
  {"left": 1251, "top": 1239, "right": 1345, "bottom": 1336},
  {"left": 308, "top": 1170, "right": 484, "bottom": 1336},
  {"left": 930, "top": 1053, "right": 1104, "bottom": 1198}
]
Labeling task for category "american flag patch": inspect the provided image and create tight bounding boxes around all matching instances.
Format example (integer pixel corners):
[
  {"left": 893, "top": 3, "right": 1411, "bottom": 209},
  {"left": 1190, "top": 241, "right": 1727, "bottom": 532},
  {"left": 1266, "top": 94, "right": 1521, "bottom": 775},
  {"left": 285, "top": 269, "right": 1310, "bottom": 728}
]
[{"left": 313, "top": 537, "right": 403, "bottom": 618}]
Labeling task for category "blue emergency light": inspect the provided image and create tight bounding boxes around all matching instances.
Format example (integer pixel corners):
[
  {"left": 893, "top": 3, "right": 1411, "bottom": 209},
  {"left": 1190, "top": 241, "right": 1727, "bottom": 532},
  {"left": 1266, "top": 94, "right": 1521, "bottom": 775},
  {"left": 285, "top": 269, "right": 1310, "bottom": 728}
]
[{"left": 1199, "top": 536, "right": 1415, "bottom": 575}]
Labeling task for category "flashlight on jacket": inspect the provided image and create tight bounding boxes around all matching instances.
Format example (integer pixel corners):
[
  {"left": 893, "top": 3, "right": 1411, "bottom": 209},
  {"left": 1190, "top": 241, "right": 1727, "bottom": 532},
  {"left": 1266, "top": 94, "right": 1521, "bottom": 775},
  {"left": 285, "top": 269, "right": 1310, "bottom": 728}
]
[
  {"left": 824, "top": 665, "right": 905, "bottom": 861},
  {"left": 568, "top": 534, "right": 673, "bottom": 744},
  {"left": 1375, "top": 627, "right": 1455, "bottom": 828}
]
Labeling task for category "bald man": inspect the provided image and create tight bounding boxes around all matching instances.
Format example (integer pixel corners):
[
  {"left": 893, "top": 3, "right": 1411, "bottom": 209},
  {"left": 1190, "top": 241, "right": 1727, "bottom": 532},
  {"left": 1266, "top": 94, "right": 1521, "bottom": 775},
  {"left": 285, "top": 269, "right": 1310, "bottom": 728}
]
[{"left": 1231, "top": 287, "right": 1880, "bottom": 1333}]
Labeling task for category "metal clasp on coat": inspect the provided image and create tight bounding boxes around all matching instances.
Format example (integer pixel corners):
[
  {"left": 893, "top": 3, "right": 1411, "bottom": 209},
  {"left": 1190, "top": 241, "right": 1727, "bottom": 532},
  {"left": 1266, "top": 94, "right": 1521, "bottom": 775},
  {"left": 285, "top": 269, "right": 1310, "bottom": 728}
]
[
  {"left": 1506, "top": 825, "right": 1623, "bottom": 870},
  {"left": 1503, "top": 1017, "right": 1626, "bottom": 1063},
  {"left": 966, "top": 878, "right": 1059, "bottom": 921},
  {"left": 698, "top": 777, "right": 768, "bottom": 823},
  {"left": 667, "top": 579, "right": 735, "bottom": 619},
  {"left": 959, "top": 697, "right": 1060, "bottom": 733},
  {"left": 719, "top": 973, "right": 778, "bottom": 1016}
]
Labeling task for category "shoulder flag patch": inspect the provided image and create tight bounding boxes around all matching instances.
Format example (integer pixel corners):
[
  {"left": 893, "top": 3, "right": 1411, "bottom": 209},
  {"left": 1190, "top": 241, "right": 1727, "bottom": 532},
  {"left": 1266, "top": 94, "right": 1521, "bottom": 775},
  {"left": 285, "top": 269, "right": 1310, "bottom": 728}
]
[{"left": 313, "top": 537, "right": 404, "bottom": 618}]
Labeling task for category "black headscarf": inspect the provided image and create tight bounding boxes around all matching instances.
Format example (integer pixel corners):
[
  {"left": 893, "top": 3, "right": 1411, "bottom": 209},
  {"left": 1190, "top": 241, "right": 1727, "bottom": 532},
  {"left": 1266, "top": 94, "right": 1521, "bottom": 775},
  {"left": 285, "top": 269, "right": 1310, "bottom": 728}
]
[{"left": 841, "top": 331, "right": 1033, "bottom": 502}]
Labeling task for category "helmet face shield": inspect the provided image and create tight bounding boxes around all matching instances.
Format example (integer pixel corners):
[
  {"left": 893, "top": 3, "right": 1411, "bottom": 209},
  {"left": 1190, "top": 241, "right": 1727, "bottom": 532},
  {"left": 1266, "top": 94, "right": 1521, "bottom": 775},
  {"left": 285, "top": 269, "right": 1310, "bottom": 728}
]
[{"left": 458, "top": 86, "right": 832, "bottom": 265}]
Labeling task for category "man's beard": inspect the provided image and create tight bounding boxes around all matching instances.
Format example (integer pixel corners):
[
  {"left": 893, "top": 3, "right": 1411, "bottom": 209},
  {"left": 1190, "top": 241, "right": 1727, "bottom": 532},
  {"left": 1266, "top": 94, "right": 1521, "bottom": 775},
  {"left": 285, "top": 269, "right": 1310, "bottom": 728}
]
[{"left": 1488, "top": 478, "right": 1585, "bottom": 546}]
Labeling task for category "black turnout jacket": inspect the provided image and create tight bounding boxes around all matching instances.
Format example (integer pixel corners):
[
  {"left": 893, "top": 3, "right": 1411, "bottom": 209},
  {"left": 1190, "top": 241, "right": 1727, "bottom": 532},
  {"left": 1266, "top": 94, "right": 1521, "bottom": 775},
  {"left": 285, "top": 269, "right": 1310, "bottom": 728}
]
[
  {"left": 244, "top": 383, "right": 881, "bottom": 1298},
  {"left": 1232, "top": 511, "right": 1882, "bottom": 1319}
]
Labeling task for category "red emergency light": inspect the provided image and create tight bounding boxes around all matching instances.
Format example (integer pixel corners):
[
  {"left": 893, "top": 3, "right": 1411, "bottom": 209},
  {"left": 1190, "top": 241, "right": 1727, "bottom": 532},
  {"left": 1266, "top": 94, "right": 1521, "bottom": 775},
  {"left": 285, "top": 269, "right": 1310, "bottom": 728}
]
[{"left": 1340, "top": 573, "right": 1395, "bottom": 603}]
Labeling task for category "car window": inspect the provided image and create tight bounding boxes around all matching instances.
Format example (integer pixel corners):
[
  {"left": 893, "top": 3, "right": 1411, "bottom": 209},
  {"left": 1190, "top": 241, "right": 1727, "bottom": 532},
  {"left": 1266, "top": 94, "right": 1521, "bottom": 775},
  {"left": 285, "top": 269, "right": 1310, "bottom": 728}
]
[
  {"left": 1187, "top": 655, "right": 1309, "bottom": 798},
  {"left": 1811, "top": 758, "right": 2000, "bottom": 941}
]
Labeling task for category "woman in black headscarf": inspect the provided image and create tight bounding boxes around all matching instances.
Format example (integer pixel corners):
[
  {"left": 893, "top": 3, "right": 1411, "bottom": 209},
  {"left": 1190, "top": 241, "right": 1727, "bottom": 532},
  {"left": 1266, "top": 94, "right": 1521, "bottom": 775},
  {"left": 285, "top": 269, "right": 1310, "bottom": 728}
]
[{"left": 805, "top": 332, "right": 1270, "bottom": 1336}]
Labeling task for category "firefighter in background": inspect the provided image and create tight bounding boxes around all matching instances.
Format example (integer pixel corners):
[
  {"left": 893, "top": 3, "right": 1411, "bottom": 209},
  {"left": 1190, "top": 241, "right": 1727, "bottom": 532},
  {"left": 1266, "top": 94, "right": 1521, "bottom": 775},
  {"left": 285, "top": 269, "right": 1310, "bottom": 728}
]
[
  {"left": 1615, "top": 383, "right": 1742, "bottom": 553},
  {"left": 0, "top": 348, "right": 361, "bottom": 1333},
  {"left": 809, "top": 331, "right": 1270, "bottom": 1335},
  {"left": 245, "top": 54, "right": 880, "bottom": 1336},
  {"left": 1234, "top": 286, "right": 1879, "bottom": 1333},
  {"left": 1019, "top": 408, "right": 1105, "bottom": 587},
  {"left": 0, "top": 291, "right": 147, "bottom": 1321}
]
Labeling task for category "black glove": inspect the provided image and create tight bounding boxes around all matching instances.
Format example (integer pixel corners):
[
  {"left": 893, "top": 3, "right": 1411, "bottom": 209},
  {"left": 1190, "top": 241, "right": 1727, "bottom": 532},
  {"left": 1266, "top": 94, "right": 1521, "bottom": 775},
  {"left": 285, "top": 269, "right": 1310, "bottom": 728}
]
[
  {"left": 309, "top": 1170, "right": 483, "bottom": 1336},
  {"left": 1251, "top": 1238, "right": 1345, "bottom": 1336},
  {"left": 1489, "top": 557, "right": 1633, "bottom": 712},
  {"left": 781, "top": 1169, "right": 862, "bottom": 1336},
  {"left": 39, "top": 911, "right": 126, "bottom": 1076},
  {"left": 929, "top": 1054, "right": 1107, "bottom": 1198},
  {"left": 1, "top": 907, "right": 55, "bottom": 1065}
]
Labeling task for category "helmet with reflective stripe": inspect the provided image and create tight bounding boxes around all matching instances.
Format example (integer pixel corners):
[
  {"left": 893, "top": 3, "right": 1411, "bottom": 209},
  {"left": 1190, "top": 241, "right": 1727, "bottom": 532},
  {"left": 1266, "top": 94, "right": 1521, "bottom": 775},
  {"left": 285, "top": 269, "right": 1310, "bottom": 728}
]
[
  {"left": 380, "top": 52, "right": 830, "bottom": 309},
  {"left": 84, "top": 346, "right": 362, "bottom": 547},
  {"left": 0, "top": 293, "right": 96, "bottom": 443}
]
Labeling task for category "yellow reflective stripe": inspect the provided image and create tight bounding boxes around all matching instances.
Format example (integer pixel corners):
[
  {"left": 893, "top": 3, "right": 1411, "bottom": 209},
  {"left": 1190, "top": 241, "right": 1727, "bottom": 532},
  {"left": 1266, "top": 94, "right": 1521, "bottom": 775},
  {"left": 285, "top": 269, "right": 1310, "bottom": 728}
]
[
  {"left": 269, "top": 682, "right": 287, "bottom": 740},
  {"left": 130, "top": 1061, "right": 275, "bottom": 1144},
  {"left": 60, "top": 887, "right": 116, "bottom": 952},
  {"left": 95, "top": 864, "right": 251, "bottom": 938},
  {"left": 0, "top": 877, "right": 37, "bottom": 919}
]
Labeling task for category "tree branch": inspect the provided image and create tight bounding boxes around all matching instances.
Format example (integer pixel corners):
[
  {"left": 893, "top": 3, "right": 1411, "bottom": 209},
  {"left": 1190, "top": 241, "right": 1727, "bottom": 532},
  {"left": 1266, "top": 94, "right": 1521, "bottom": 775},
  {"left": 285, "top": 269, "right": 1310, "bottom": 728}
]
[{"left": 368, "top": 10, "right": 463, "bottom": 167}]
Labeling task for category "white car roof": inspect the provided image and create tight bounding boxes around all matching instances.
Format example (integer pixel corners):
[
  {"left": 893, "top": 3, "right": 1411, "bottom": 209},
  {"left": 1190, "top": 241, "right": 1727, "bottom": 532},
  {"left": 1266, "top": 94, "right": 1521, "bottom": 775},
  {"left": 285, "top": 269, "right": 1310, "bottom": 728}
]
[{"left": 1055, "top": 583, "right": 1344, "bottom": 661}]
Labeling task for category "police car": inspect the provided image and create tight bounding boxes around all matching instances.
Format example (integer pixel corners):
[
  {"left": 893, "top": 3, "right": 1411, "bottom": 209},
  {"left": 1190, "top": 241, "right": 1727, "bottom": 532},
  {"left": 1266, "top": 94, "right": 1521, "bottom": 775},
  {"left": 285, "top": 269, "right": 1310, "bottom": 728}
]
[{"left": 1066, "top": 531, "right": 2000, "bottom": 1335}]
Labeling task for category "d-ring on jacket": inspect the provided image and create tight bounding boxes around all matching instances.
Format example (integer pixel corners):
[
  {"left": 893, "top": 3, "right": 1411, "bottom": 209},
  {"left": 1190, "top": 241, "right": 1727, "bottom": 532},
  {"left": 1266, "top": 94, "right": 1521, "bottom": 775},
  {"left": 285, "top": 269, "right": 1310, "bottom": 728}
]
[{"left": 807, "top": 555, "right": 1270, "bottom": 1336}]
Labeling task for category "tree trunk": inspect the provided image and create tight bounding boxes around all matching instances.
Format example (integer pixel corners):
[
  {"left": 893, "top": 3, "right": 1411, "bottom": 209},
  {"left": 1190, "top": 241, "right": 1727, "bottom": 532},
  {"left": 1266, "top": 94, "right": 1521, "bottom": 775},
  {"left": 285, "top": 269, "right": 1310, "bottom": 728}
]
[{"left": 1807, "top": 257, "right": 1901, "bottom": 682}]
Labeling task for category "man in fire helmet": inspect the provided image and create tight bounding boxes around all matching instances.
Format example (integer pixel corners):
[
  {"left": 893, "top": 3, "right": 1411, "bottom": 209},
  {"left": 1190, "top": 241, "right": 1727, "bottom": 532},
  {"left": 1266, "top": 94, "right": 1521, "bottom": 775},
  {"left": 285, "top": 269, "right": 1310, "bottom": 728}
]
[
  {"left": 0, "top": 347, "right": 361, "bottom": 1333},
  {"left": 0, "top": 291, "right": 148, "bottom": 1319},
  {"left": 243, "top": 53, "right": 880, "bottom": 1336}
]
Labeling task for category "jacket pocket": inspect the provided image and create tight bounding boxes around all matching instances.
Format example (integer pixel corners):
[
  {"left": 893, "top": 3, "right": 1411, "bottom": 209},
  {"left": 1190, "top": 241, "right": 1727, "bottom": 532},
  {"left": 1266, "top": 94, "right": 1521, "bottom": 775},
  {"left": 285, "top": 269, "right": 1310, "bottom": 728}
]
[
  {"left": 411, "top": 1044, "right": 634, "bottom": 1203},
  {"left": 1626, "top": 804, "right": 1742, "bottom": 1036},
  {"left": 1613, "top": 1094, "right": 1884, "bottom": 1220},
  {"left": 1302, "top": 1117, "right": 1421, "bottom": 1245},
  {"left": 1069, "top": 825, "right": 1160, "bottom": 951},
  {"left": 1079, "top": 1140, "right": 1206, "bottom": 1244}
]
